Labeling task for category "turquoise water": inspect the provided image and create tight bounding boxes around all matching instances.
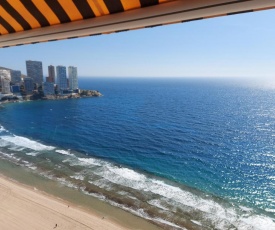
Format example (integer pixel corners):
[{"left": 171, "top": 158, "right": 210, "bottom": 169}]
[{"left": 0, "top": 77, "right": 274, "bottom": 229}]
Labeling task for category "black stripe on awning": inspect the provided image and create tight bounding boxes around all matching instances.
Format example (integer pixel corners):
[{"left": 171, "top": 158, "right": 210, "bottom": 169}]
[
  {"left": 45, "top": 0, "right": 71, "bottom": 23},
  {"left": 140, "top": 0, "right": 159, "bottom": 7},
  {"left": 72, "top": 0, "right": 95, "bottom": 19},
  {"left": 0, "top": 16, "right": 16, "bottom": 33},
  {"left": 20, "top": 0, "right": 50, "bottom": 27},
  {"left": 0, "top": 0, "right": 31, "bottom": 30},
  {"left": 103, "top": 0, "right": 124, "bottom": 13},
  {"left": 228, "top": 10, "right": 253, "bottom": 15}
]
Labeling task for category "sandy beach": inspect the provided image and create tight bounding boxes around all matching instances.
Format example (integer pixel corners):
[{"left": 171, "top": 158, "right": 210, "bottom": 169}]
[{"left": 0, "top": 176, "right": 128, "bottom": 230}]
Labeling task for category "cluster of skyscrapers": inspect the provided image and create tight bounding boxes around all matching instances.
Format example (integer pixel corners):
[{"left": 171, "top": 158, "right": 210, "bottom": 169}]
[{"left": 0, "top": 60, "right": 78, "bottom": 97}]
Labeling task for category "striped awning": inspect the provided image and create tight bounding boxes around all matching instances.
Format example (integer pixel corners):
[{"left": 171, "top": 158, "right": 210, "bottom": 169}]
[{"left": 0, "top": 0, "right": 274, "bottom": 48}]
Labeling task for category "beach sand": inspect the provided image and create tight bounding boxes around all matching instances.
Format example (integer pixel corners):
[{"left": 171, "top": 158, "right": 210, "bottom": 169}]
[
  {"left": 0, "top": 160, "right": 162, "bottom": 230},
  {"left": 0, "top": 176, "right": 129, "bottom": 230}
]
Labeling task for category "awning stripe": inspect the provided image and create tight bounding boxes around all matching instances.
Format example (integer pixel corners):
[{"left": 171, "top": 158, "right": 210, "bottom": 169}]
[
  {"left": 91, "top": 0, "right": 110, "bottom": 15},
  {"left": 140, "top": 0, "right": 158, "bottom": 7},
  {"left": 0, "top": 6, "right": 23, "bottom": 32},
  {"left": 0, "top": 0, "right": 31, "bottom": 30},
  {"left": 0, "top": 23, "right": 9, "bottom": 35},
  {"left": 73, "top": 0, "right": 96, "bottom": 19},
  {"left": 103, "top": 0, "right": 124, "bottom": 13},
  {"left": 57, "top": 0, "right": 83, "bottom": 21},
  {"left": 0, "top": 16, "right": 15, "bottom": 34},
  {"left": 21, "top": 0, "right": 50, "bottom": 27},
  {"left": 7, "top": 0, "right": 41, "bottom": 29},
  {"left": 120, "top": 0, "right": 141, "bottom": 11},
  {"left": 1, "top": 0, "right": 274, "bottom": 48},
  {"left": 44, "top": 0, "right": 71, "bottom": 23}
]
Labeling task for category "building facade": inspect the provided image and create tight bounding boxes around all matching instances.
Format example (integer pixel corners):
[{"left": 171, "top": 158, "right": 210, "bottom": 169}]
[
  {"left": 46, "top": 65, "right": 55, "bottom": 83},
  {"left": 26, "top": 60, "right": 43, "bottom": 85},
  {"left": 43, "top": 82, "right": 55, "bottom": 96},
  {"left": 0, "top": 69, "right": 11, "bottom": 94},
  {"left": 68, "top": 66, "right": 78, "bottom": 90},
  {"left": 11, "top": 85, "right": 21, "bottom": 94},
  {"left": 10, "top": 70, "right": 22, "bottom": 85},
  {"left": 56, "top": 66, "right": 67, "bottom": 91},
  {"left": 24, "top": 77, "right": 34, "bottom": 95}
]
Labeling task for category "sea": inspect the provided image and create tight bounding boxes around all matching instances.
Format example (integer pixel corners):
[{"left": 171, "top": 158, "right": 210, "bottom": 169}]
[{"left": 0, "top": 77, "right": 274, "bottom": 230}]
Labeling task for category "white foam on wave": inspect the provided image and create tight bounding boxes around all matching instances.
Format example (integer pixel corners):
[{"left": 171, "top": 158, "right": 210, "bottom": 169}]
[
  {"left": 154, "top": 218, "right": 187, "bottom": 230},
  {"left": 0, "top": 152, "right": 21, "bottom": 161},
  {"left": 106, "top": 199, "right": 186, "bottom": 230},
  {"left": 0, "top": 141, "right": 8, "bottom": 147},
  {"left": 56, "top": 177, "right": 78, "bottom": 189},
  {"left": 93, "top": 164, "right": 275, "bottom": 230},
  {"left": 80, "top": 187, "right": 106, "bottom": 200},
  {"left": 25, "top": 152, "right": 39, "bottom": 156},
  {"left": 24, "top": 162, "right": 37, "bottom": 170},
  {"left": 0, "top": 126, "right": 6, "bottom": 132},
  {"left": 147, "top": 199, "right": 170, "bottom": 211},
  {"left": 94, "top": 165, "right": 147, "bottom": 189},
  {"left": 8, "top": 146, "right": 25, "bottom": 151},
  {"left": 191, "top": 220, "right": 202, "bottom": 226},
  {"left": 0, "top": 135, "right": 55, "bottom": 151},
  {"left": 77, "top": 158, "right": 102, "bottom": 166},
  {"left": 89, "top": 179, "right": 112, "bottom": 191},
  {"left": 238, "top": 215, "right": 275, "bottom": 230},
  {"left": 55, "top": 149, "right": 74, "bottom": 156},
  {"left": 70, "top": 174, "right": 85, "bottom": 181},
  {"left": 108, "top": 167, "right": 146, "bottom": 181}
]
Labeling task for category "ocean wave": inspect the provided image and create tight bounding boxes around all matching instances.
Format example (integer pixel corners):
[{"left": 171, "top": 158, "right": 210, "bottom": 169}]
[
  {"left": 0, "top": 126, "right": 6, "bottom": 132},
  {"left": 91, "top": 162, "right": 275, "bottom": 230},
  {"left": 8, "top": 146, "right": 25, "bottom": 152},
  {"left": 0, "top": 152, "right": 21, "bottom": 162},
  {"left": 70, "top": 174, "right": 85, "bottom": 181},
  {"left": 25, "top": 152, "right": 39, "bottom": 156},
  {"left": 55, "top": 149, "right": 75, "bottom": 156},
  {"left": 0, "top": 135, "right": 55, "bottom": 151},
  {"left": 77, "top": 157, "right": 102, "bottom": 166}
]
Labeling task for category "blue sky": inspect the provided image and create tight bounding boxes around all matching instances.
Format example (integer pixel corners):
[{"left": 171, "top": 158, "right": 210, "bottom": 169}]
[{"left": 1, "top": 9, "right": 275, "bottom": 78}]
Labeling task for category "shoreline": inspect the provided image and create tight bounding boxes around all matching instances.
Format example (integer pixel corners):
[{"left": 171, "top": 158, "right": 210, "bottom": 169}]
[
  {"left": 0, "top": 159, "right": 162, "bottom": 230},
  {"left": 0, "top": 89, "right": 103, "bottom": 105}
]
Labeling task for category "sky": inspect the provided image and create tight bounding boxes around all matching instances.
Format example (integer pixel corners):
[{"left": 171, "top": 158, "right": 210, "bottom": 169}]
[{"left": 0, "top": 9, "right": 275, "bottom": 78}]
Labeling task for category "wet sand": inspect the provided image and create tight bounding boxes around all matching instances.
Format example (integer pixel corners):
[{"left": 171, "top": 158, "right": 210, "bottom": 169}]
[
  {"left": 0, "top": 160, "right": 162, "bottom": 230},
  {"left": 0, "top": 176, "right": 129, "bottom": 230}
]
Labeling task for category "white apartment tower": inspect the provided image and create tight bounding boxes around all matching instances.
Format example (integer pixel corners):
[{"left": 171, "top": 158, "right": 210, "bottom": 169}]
[
  {"left": 68, "top": 66, "right": 78, "bottom": 90},
  {"left": 0, "top": 69, "right": 11, "bottom": 94}
]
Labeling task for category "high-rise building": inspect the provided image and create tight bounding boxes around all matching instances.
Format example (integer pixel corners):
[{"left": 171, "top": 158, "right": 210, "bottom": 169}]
[
  {"left": 43, "top": 82, "right": 55, "bottom": 96},
  {"left": 26, "top": 60, "right": 43, "bottom": 85},
  {"left": 56, "top": 66, "right": 67, "bottom": 91},
  {"left": 10, "top": 70, "right": 22, "bottom": 85},
  {"left": 0, "top": 69, "right": 11, "bottom": 94},
  {"left": 46, "top": 65, "right": 55, "bottom": 83},
  {"left": 68, "top": 66, "right": 78, "bottom": 90},
  {"left": 24, "top": 77, "right": 34, "bottom": 95},
  {"left": 11, "top": 85, "right": 21, "bottom": 94}
]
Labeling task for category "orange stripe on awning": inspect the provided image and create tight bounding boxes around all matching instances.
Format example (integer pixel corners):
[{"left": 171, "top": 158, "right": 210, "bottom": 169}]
[
  {"left": 7, "top": 0, "right": 41, "bottom": 29},
  {"left": 87, "top": 0, "right": 109, "bottom": 16},
  {"left": 0, "top": 6, "right": 23, "bottom": 32},
  {"left": 32, "top": 0, "right": 60, "bottom": 25},
  {"left": 0, "top": 24, "right": 9, "bottom": 35},
  {"left": 120, "top": 0, "right": 141, "bottom": 11},
  {"left": 159, "top": 0, "right": 173, "bottom": 3},
  {"left": 57, "top": 0, "right": 83, "bottom": 21}
]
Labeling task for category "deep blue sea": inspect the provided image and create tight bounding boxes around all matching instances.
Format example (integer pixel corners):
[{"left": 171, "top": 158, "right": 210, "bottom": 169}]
[{"left": 0, "top": 77, "right": 274, "bottom": 229}]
